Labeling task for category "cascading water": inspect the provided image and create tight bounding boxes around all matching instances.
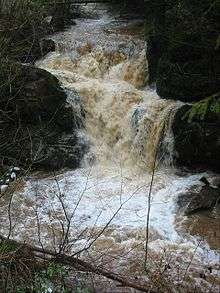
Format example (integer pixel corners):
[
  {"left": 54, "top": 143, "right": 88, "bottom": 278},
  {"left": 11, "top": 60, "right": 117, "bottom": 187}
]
[
  {"left": 37, "top": 21, "right": 178, "bottom": 170},
  {"left": 1, "top": 4, "right": 219, "bottom": 291}
]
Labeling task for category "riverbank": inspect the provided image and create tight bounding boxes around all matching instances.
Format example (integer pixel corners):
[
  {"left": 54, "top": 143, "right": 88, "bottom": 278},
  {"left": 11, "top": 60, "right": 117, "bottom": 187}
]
[{"left": 0, "top": 0, "right": 83, "bottom": 177}]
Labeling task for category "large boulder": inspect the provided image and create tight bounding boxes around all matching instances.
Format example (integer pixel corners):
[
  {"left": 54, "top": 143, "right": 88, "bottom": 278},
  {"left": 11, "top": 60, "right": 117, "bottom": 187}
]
[
  {"left": 176, "top": 176, "right": 220, "bottom": 215},
  {"left": 172, "top": 100, "right": 220, "bottom": 172},
  {"left": 48, "top": 3, "right": 76, "bottom": 32},
  {"left": 0, "top": 64, "right": 86, "bottom": 171}
]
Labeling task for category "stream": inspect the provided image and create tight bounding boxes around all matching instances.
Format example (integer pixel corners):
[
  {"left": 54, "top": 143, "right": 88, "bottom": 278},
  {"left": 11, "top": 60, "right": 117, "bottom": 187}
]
[{"left": 1, "top": 4, "right": 220, "bottom": 292}]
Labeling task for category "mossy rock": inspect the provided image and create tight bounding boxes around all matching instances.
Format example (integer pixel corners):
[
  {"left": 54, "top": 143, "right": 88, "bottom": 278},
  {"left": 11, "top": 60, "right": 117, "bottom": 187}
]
[
  {"left": 173, "top": 103, "right": 220, "bottom": 171},
  {"left": 0, "top": 63, "right": 66, "bottom": 123}
]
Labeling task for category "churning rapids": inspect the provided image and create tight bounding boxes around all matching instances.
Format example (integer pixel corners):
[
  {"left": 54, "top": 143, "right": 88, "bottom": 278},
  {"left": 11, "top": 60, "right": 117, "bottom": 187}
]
[{"left": 1, "top": 4, "right": 220, "bottom": 292}]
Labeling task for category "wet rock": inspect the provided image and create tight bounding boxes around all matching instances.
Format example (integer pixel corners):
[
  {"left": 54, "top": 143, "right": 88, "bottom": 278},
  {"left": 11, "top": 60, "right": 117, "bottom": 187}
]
[
  {"left": 49, "top": 3, "right": 76, "bottom": 32},
  {"left": 0, "top": 64, "right": 86, "bottom": 171},
  {"left": 40, "top": 39, "right": 56, "bottom": 57},
  {"left": 177, "top": 179, "right": 220, "bottom": 215},
  {"left": 35, "top": 133, "right": 88, "bottom": 170},
  {"left": 172, "top": 104, "right": 220, "bottom": 172},
  {"left": 0, "top": 64, "right": 70, "bottom": 125},
  {"left": 131, "top": 106, "right": 146, "bottom": 130},
  {"left": 147, "top": 35, "right": 163, "bottom": 85},
  {"left": 207, "top": 175, "right": 220, "bottom": 188}
]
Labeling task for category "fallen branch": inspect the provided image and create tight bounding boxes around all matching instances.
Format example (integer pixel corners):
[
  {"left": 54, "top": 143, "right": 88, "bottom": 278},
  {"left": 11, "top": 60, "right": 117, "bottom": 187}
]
[{"left": 0, "top": 235, "right": 153, "bottom": 292}]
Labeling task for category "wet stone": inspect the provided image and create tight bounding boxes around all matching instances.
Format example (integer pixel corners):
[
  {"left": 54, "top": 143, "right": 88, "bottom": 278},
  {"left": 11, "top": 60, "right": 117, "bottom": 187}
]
[{"left": 176, "top": 177, "right": 220, "bottom": 216}]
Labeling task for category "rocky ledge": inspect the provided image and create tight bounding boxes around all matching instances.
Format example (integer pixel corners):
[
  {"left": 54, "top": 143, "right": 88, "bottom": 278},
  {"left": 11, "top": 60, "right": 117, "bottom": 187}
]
[{"left": 0, "top": 64, "right": 86, "bottom": 172}]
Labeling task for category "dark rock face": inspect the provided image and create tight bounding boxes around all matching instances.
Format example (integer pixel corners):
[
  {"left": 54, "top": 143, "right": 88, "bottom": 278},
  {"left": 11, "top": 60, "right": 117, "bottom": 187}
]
[
  {"left": 173, "top": 104, "right": 220, "bottom": 171},
  {"left": 156, "top": 56, "right": 219, "bottom": 102},
  {"left": 145, "top": 1, "right": 220, "bottom": 171},
  {"left": 39, "top": 39, "right": 56, "bottom": 59},
  {"left": 48, "top": 3, "right": 76, "bottom": 32},
  {"left": 145, "top": 0, "right": 219, "bottom": 102},
  {"left": 177, "top": 179, "right": 220, "bottom": 215},
  {"left": 0, "top": 64, "right": 86, "bottom": 171}
]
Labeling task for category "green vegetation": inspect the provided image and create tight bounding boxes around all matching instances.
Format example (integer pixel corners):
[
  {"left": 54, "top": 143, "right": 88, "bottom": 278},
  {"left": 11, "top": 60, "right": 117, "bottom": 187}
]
[
  {"left": 34, "top": 262, "right": 70, "bottom": 293},
  {"left": 183, "top": 93, "right": 220, "bottom": 122},
  {"left": 0, "top": 239, "right": 92, "bottom": 292}
]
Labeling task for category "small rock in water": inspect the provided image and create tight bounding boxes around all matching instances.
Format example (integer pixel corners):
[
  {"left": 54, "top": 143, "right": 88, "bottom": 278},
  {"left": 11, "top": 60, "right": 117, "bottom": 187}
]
[
  {"left": 210, "top": 176, "right": 220, "bottom": 188},
  {"left": 199, "top": 272, "right": 206, "bottom": 280},
  {"left": 199, "top": 176, "right": 210, "bottom": 186},
  {"left": 0, "top": 185, "right": 8, "bottom": 193},
  {"left": 176, "top": 177, "right": 220, "bottom": 215},
  {"left": 44, "top": 16, "right": 52, "bottom": 24},
  {"left": 10, "top": 172, "right": 16, "bottom": 181}
]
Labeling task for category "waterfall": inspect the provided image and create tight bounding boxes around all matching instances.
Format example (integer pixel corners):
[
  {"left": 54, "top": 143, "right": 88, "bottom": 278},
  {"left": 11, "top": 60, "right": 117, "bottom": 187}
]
[{"left": 37, "top": 19, "right": 181, "bottom": 171}]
